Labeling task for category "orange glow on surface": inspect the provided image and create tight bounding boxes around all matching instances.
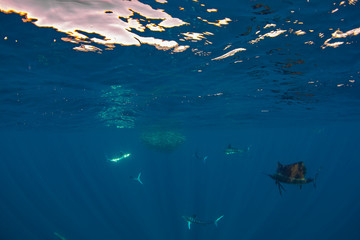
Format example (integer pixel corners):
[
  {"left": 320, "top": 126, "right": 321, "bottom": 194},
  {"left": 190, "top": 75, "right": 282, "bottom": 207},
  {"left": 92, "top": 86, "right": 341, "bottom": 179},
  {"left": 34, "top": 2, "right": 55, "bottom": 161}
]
[
  {"left": 0, "top": 0, "right": 188, "bottom": 52},
  {"left": 0, "top": 0, "right": 357, "bottom": 56}
]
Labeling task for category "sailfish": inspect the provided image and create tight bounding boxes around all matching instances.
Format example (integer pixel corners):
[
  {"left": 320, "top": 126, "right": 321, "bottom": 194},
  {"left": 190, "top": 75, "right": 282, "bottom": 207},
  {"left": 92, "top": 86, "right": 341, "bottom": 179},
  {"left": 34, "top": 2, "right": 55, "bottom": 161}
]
[{"left": 268, "top": 161, "right": 318, "bottom": 195}]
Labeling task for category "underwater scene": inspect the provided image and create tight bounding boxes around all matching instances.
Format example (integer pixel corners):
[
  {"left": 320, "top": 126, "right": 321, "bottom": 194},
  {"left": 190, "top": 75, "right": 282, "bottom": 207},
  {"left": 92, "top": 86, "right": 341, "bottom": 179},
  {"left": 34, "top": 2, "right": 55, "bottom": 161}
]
[{"left": 0, "top": 0, "right": 359, "bottom": 239}]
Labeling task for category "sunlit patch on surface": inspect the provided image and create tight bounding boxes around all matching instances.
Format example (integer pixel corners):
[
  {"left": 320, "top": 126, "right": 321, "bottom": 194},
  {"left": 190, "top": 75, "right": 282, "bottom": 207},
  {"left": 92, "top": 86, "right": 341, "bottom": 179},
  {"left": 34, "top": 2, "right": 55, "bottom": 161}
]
[
  {"left": 1, "top": 0, "right": 357, "bottom": 58},
  {"left": 197, "top": 17, "right": 232, "bottom": 27},
  {"left": 181, "top": 32, "right": 211, "bottom": 42},
  {"left": 155, "top": 0, "right": 167, "bottom": 4},
  {"left": 197, "top": 92, "right": 223, "bottom": 98},
  {"left": 294, "top": 30, "right": 306, "bottom": 36},
  {"left": 348, "top": 0, "right": 358, "bottom": 5},
  {"left": 321, "top": 27, "right": 360, "bottom": 49},
  {"left": 173, "top": 45, "right": 190, "bottom": 52},
  {"left": 146, "top": 23, "right": 165, "bottom": 32},
  {"left": 0, "top": 0, "right": 359, "bottom": 130},
  {"left": 264, "top": 23, "right": 276, "bottom": 29},
  {"left": 73, "top": 44, "right": 102, "bottom": 53},
  {"left": 249, "top": 29, "right": 287, "bottom": 44},
  {"left": 212, "top": 48, "right": 246, "bottom": 60},
  {"left": 0, "top": 0, "right": 190, "bottom": 52}
]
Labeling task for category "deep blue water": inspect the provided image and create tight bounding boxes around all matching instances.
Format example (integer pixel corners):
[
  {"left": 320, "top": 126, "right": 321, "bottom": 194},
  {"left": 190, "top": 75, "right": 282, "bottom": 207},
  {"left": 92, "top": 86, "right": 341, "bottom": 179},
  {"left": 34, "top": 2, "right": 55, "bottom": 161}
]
[{"left": 0, "top": 0, "right": 360, "bottom": 239}]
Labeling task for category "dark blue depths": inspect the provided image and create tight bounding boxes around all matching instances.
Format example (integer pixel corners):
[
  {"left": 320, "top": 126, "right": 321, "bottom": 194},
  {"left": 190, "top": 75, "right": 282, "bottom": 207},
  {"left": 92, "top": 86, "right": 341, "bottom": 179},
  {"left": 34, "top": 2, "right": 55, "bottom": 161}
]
[
  {"left": 0, "top": 126, "right": 359, "bottom": 240},
  {"left": 0, "top": 0, "right": 360, "bottom": 239}
]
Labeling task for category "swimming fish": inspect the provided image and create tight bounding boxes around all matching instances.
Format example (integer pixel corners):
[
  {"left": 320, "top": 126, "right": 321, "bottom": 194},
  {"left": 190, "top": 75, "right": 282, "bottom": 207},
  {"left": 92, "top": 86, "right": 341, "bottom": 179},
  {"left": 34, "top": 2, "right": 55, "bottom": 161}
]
[
  {"left": 268, "top": 161, "right": 318, "bottom": 195},
  {"left": 182, "top": 215, "right": 224, "bottom": 230},
  {"left": 130, "top": 172, "right": 143, "bottom": 184},
  {"left": 224, "top": 144, "right": 250, "bottom": 155},
  {"left": 195, "top": 151, "right": 208, "bottom": 164},
  {"left": 109, "top": 152, "right": 131, "bottom": 162}
]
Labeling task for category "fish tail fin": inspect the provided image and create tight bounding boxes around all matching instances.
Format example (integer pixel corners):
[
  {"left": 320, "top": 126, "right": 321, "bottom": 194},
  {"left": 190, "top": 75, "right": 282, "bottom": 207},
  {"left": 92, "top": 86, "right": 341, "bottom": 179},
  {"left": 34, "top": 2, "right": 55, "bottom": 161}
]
[
  {"left": 313, "top": 170, "right": 320, "bottom": 188},
  {"left": 278, "top": 182, "right": 286, "bottom": 196},
  {"left": 137, "top": 172, "right": 143, "bottom": 184},
  {"left": 214, "top": 215, "right": 224, "bottom": 227}
]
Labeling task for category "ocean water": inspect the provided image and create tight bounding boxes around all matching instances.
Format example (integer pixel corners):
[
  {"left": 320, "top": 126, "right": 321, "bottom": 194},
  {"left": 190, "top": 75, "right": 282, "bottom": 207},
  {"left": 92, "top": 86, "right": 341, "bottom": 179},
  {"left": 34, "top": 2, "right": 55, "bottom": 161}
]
[{"left": 0, "top": 0, "right": 360, "bottom": 239}]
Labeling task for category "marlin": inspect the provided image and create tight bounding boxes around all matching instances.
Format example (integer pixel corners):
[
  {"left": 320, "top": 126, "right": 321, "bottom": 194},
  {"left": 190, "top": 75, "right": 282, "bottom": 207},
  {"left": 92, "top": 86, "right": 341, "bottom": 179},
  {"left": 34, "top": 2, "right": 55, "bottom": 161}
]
[
  {"left": 131, "top": 172, "right": 143, "bottom": 184},
  {"left": 182, "top": 215, "right": 224, "bottom": 230},
  {"left": 225, "top": 144, "right": 250, "bottom": 155}
]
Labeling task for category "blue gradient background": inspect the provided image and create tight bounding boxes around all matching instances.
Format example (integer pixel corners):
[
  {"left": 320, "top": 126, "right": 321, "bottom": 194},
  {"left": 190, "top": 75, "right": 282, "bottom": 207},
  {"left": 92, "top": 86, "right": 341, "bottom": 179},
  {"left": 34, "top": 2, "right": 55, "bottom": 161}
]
[{"left": 1, "top": 0, "right": 360, "bottom": 239}]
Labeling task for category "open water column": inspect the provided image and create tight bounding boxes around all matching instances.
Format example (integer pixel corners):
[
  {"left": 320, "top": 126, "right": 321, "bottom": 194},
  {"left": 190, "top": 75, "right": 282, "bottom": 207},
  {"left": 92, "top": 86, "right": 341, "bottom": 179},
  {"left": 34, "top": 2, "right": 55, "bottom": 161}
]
[{"left": 0, "top": 0, "right": 359, "bottom": 240}]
